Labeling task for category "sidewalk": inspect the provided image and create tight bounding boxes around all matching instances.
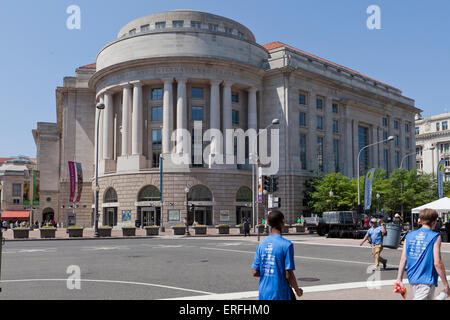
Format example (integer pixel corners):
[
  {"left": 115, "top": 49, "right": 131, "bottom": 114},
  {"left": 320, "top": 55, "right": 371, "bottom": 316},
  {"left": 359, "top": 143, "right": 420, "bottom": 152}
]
[{"left": 1, "top": 227, "right": 307, "bottom": 241}]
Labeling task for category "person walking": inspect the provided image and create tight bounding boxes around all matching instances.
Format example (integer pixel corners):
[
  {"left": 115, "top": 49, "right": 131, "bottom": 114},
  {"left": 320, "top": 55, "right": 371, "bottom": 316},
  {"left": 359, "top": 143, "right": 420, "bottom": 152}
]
[
  {"left": 243, "top": 218, "right": 250, "bottom": 237},
  {"left": 360, "top": 218, "right": 387, "bottom": 270},
  {"left": 393, "top": 213, "right": 403, "bottom": 226},
  {"left": 2, "top": 220, "right": 7, "bottom": 231},
  {"left": 251, "top": 210, "right": 303, "bottom": 300},
  {"left": 396, "top": 209, "right": 449, "bottom": 300}
]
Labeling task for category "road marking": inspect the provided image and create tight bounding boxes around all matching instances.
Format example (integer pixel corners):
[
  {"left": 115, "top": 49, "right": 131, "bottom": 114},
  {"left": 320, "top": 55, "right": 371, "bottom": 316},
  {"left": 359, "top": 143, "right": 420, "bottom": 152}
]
[
  {"left": 0, "top": 279, "right": 214, "bottom": 295},
  {"left": 82, "top": 246, "right": 130, "bottom": 251},
  {"left": 3, "top": 248, "right": 57, "bottom": 254}
]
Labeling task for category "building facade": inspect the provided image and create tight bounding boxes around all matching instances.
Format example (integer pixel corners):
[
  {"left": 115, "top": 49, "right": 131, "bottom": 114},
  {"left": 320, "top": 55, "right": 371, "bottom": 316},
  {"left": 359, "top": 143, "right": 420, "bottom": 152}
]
[
  {"left": 415, "top": 113, "right": 450, "bottom": 180},
  {"left": 33, "top": 10, "right": 419, "bottom": 227}
]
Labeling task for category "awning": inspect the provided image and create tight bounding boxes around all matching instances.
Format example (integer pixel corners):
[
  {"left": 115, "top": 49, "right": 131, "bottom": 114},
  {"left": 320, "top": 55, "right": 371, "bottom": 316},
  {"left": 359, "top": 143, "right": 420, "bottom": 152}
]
[{"left": 1, "top": 211, "right": 30, "bottom": 220}]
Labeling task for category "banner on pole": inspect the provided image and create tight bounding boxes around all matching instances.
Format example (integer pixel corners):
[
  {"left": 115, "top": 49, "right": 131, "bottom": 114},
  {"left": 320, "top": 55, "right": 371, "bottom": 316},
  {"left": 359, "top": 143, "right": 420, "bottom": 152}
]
[
  {"left": 32, "top": 170, "right": 40, "bottom": 206},
  {"left": 68, "top": 161, "right": 76, "bottom": 203},
  {"left": 438, "top": 159, "right": 445, "bottom": 199},
  {"left": 364, "top": 168, "right": 375, "bottom": 211},
  {"left": 75, "top": 162, "right": 83, "bottom": 203},
  {"left": 258, "top": 165, "right": 263, "bottom": 202},
  {"left": 23, "top": 170, "right": 31, "bottom": 206}
]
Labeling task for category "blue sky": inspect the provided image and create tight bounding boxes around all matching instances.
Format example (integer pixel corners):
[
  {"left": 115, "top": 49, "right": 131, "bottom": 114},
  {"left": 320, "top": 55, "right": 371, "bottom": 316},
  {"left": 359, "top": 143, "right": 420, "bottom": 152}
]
[{"left": 1, "top": 0, "right": 449, "bottom": 158}]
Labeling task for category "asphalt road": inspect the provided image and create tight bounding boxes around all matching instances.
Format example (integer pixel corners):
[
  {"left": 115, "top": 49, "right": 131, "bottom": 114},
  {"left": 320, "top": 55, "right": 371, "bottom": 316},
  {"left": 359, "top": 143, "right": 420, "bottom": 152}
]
[{"left": 0, "top": 234, "right": 449, "bottom": 300}]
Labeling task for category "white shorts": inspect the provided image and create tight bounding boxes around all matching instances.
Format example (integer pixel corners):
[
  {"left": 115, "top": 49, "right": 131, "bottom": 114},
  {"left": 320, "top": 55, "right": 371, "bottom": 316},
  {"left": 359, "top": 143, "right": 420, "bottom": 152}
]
[{"left": 411, "top": 284, "right": 436, "bottom": 300}]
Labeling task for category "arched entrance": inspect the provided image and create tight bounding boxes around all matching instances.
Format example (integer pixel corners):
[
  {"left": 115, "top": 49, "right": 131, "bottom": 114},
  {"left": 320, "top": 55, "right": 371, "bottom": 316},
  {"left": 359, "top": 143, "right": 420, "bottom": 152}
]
[
  {"left": 42, "top": 207, "right": 55, "bottom": 223},
  {"left": 188, "top": 185, "right": 213, "bottom": 226},
  {"left": 137, "top": 185, "right": 161, "bottom": 227},
  {"left": 103, "top": 188, "right": 118, "bottom": 226},
  {"left": 235, "top": 186, "right": 252, "bottom": 225}
]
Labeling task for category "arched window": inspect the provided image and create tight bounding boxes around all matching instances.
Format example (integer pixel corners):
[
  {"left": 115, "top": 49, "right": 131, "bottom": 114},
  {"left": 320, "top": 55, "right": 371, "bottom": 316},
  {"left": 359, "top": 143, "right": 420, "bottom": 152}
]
[
  {"left": 138, "top": 185, "right": 160, "bottom": 202},
  {"left": 104, "top": 188, "right": 118, "bottom": 203},
  {"left": 236, "top": 186, "right": 252, "bottom": 202},
  {"left": 188, "top": 185, "right": 212, "bottom": 201}
]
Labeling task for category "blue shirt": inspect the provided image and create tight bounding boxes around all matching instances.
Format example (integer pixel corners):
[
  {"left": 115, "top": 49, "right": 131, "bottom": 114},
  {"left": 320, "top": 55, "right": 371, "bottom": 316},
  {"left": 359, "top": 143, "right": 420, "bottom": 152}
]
[
  {"left": 251, "top": 234, "right": 295, "bottom": 300},
  {"left": 366, "top": 226, "right": 384, "bottom": 245},
  {"left": 405, "top": 228, "right": 440, "bottom": 286}
]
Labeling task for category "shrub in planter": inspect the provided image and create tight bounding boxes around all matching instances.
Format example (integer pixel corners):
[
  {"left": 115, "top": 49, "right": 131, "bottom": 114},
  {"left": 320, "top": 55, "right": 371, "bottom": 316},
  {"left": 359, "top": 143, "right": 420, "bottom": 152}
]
[
  {"left": 236, "top": 223, "right": 245, "bottom": 234},
  {"left": 122, "top": 226, "right": 136, "bottom": 237},
  {"left": 172, "top": 225, "right": 186, "bottom": 235},
  {"left": 13, "top": 228, "right": 30, "bottom": 239},
  {"left": 145, "top": 225, "right": 160, "bottom": 236},
  {"left": 216, "top": 224, "right": 230, "bottom": 235},
  {"left": 98, "top": 226, "right": 112, "bottom": 237},
  {"left": 68, "top": 226, "right": 84, "bottom": 238},
  {"left": 193, "top": 225, "right": 207, "bottom": 235},
  {"left": 40, "top": 226, "right": 57, "bottom": 238}
]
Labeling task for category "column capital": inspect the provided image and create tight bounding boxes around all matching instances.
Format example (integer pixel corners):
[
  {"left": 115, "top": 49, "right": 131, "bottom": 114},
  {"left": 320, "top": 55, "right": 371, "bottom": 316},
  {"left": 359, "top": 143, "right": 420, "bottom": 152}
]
[
  {"left": 176, "top": 78, "right": 188, "bottom": 84},
  {"left": 121, "top": 83, "right": 133, "bottom": 89},
  {"left": 223, "top": 81, "right": 234, "bottom": 87},
  {"left": 162, "top": 78, "right": 174, "bottom": 84},
  {"left": 130, "top": 81, "right": 143, "bottom": 87},
  {"left": 210, "top": 80, "right": 222, "bottom": 86},
  {"left": 247, "top": 87, "right": 257, "bottom": 93}
]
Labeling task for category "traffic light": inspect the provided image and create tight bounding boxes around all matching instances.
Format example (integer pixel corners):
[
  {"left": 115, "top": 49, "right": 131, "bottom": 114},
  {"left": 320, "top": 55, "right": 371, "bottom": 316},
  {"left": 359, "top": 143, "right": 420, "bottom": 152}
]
[
  {"left": 263, "top": 176, "right": 271, "bottom": 192},
  {"left": 272, "top": 176, "right": 279, "bottom": 192}
]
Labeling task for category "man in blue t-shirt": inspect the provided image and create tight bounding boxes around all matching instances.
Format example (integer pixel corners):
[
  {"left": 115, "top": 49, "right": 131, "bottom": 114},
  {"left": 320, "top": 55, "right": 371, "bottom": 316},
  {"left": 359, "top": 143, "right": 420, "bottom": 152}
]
[
  {"left": 396, "top": 209, "right": 449, "bottom": 300},
  {"left": 360, "top": 218, "right": 387, "bottom": 270},
  {"left": 251, "top": 210, "right": 303, "bottom": 300}
]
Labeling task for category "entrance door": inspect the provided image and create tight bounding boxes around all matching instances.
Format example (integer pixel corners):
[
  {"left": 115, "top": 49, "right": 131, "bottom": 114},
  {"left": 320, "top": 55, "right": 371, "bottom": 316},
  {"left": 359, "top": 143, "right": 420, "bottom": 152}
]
[
  {"left": 236, "top": 207, "right": 252, "bottom": 225},
  {"left": 194, "top": 207, "right": 207, "bottom": 225},
  {"left": 141, "top": 207, "right": 161, "bottom": 226},
  {"left": 104, "top": 208, "right": 117, "bottom": 226}
]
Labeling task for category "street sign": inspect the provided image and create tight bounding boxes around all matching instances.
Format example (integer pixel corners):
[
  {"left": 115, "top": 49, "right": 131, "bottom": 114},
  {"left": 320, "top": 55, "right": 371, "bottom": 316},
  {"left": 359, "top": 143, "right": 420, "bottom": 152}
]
[{"left": 268, "top": 194, "right": 273, "bottom": 208}]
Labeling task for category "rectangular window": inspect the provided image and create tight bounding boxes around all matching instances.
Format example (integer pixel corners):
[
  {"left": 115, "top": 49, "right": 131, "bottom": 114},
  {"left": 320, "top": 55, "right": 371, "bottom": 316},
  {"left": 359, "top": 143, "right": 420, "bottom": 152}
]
[
  {"left": 436, "top": 122, "right": 440, "bottom": 131},
  {"left": 382, "top": 117, "right": 388, "bottom": 127},
  {"left": 152, "top": 107, "right": 162, "bottom": 122},
  {"left": 151, "top": 88, "right": 163, "bottom": 100},
  {"left": 152, "top": 129, "right": 162, "bottom": 167},
  {"left": 300, "top": 134, "right": 307, "bottom": 170},
  {"left": 446, "top": 143, "right": 449, "bottom": 153},
  {"left": 192, "top": 106, "right": 203, "bottom": 121},
  {"left": 394, "top": 120, "right": 399, "bottom": 129},
  {"left": 191, "top": 87, "right": 204, "bottom": 99},
  {"left": 395, "top": 151, "right": 400, "bottom": 169},
  {"left": 208, "top": 23, "right": 218, "bottom": 31},
  {"left": 238, "top": 31, "right": 245, "bottom": 39},
  {"left": 384, "top": 149, "right": 389, "bottom": 172},
  {"left": 394, "top": 135, "right": 399, "bottom": 146},
  {"left": 13, "top": 199, "right": 20, "bottom": 204},
  {"left": 224, "top": 27, "right": 233, "bottom": 34},
  {"left": 129, "top": 29, "right": 136, "bottom": 35},
  {"left": 299, "top": 112, "right": 306, "bottom": 126},
  {"left": 140, "top": 25, "right": 150, "bottom": 32},
  {"left": 405, "top": 123, "right": 410, "bottom": 132},
  {"left": 446, "top": 158, "right": 450, "bottom": 167},
  {"left": 405, "top": 137, "right": 410, "bottom": 149},
  {"left": 231, "top": 92, "right": 239, "bottom": 103},
  {"left": 333, "top": 120, "right": 339, "bottom": 133},
  {"left": 191, "top": 21, "right": 201, "bottom": 28},
  {"left": 155, "top": 22, "right": 166, "bottom": 29},
  {"left": 443, "top": 121, "right": 448, "bottom": 131},
  {"left": 333, "top": 139, "right": 339, "bottom": 172},
  {"left": 232, "top": 110, "right": 239, "bottom": 125},
  {"left": 172, "top": 20, "right": 184, "bottom": 28},
  {"left": 316, "top": 98, "right": 323, "bottom": 110},
  {"left": 299, "top": 93, "right": 306, "bottom": 105},
  {"left": 332, "top": 103, "right": 339, "bottom": 113},
  {"left": 415, "top": 127, "right": 420, "bottom": 135},
  {"left": 383, "top": 131, "right": 388, "bottom": 144},
  {"left": 316, "top": 116, "right": 323, "bottom": 130},
  {"left": 359, "top": 126, "right": 369, "bottom": 173},
  {"left": 12, "top": 184, "right": 21, "bottom": 197},
  {"left": 317, "top": 137, "right": 324, "bottom": 172}
]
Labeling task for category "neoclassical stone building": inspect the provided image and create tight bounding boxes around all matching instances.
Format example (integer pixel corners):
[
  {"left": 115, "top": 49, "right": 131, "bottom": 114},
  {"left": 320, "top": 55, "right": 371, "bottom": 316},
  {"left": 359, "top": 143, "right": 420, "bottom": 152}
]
[{"left": 33, "top": 10, "right": 419, "bottom": 227}]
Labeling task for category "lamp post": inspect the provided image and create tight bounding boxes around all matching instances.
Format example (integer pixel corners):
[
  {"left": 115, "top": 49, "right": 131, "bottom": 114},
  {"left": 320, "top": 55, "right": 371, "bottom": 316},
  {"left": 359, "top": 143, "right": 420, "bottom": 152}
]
[
  {"left": 430, "top": 145, "right": 436, "bottom": 177},
  {"left": 357, "top": 136, "right": 394, "bottom": 206},
  {"left": 94, "top": 102, "right": 105, "bottom": 237},
  {"left": 329, "top": 190, "right": 334, "bottom": 211},
  {"left": 400, "top": 151, "right": 417, "bottom": 170},
  {"left": 376, "top": 193, "right": 380, "bottom": 213},
  {"left": 185, "top": 186, "right": 190, "bottom": 236},
  {"left": 251, "top": 119, "right": 279, "bottom": 233}
]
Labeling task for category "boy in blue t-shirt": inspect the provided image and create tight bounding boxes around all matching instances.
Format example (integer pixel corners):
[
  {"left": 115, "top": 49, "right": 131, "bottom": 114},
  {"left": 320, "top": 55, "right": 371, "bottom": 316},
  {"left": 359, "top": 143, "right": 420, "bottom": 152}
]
[
  {"left": 396, "top": 209, "right": 449, "bottom": 300},
  {"left": 251, "top": 210, "right": 303, "bottom": 300}
]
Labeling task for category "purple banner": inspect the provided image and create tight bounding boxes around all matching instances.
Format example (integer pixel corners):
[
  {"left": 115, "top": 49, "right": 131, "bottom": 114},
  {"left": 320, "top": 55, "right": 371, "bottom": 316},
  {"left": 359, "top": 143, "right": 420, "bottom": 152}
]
[
  {"left": 68, "top": 161, "right": 76, "bottom": 203},
  {"left": 75, "top": 162, "right": 83, "bottom": 203}
]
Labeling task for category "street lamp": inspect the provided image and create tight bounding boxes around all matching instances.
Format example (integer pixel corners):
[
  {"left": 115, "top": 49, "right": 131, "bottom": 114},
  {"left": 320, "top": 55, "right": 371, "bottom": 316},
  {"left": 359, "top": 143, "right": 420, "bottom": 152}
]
[
  {"left": 185, "top": 186, "right": 190, "bottom": 236},
  {"left": 329, "top": 190, "right": 334, "bottom": 211},
  {"left": 251, "top": 118, "right": 280, "bottom": 233},
  {"left": 376, "top": 193, "right": 380, "bottom": 212},
  {"left": 94, "top": 102, "right": 105, "bottom": 237},
  {"left": 429, "top": 145, "right": 436, "bottom": 177},
  {"left": 357, "top": 136, "right": 394, "bottom": 206}
]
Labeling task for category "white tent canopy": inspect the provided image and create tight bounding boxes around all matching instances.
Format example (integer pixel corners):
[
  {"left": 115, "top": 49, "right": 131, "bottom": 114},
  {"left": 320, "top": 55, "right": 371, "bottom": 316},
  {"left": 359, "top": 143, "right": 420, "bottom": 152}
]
[{"left": 411, "top": 197, "right": 450, "bottom": 215}]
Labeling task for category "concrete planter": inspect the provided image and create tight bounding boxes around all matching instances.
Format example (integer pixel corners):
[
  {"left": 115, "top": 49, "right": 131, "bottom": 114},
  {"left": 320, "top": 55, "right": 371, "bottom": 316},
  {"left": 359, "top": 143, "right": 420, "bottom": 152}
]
[
  {"left": 68, "top": 228, "right": 84, "bottom": 238},
  {"left": 98, "top": 227, "right": 112, "bottom": 237},
  {"left": 293, "top": 225, "right": 305, "bottom": 233},
  {"left": 256, "top": 225, "right": 266, "bottom": 234},
  {"left": 40, "top": 228, "right": 57, "bottom": 239},
  {"left": 122, "top": 227, "right": 136, "bottom": 237},
  {"left": 145, "top": 226, "right": 160, "bottom": 236},
  {"left": 237, "top": 226, "right": 245, "bottom": 234},
  {"left": 13, "top": 228, "right": 30, "bottom": 239},
  {"left": 172, "top": 226, "right": 186, "bottom": 235},
  {"left": 216, "top": 226, "right": 230, "bottom": 235},
  {"left": 193, "top": 226, "right": 207, "bottom": 235},
  {"left": 282, "top": 225, "right": 290, "bottom": 234}
]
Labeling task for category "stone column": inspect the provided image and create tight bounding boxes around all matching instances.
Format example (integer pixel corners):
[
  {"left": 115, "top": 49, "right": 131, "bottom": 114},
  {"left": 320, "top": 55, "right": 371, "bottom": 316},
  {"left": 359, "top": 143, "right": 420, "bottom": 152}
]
[
  {"left": 388, "top": 115, "right": 395, "bottom": 173},
  {"left": 121, "top": 84, "right": 132, "bottom": 156},
  {"left": 176, "top": 79, "right": 187, "bottom": 154},
  {"left": 399, "top": 119, "right": 406, "bottom": 168},
  {"left": 371, "top": 125, "right": 379, "bottom": 168},
  {"left": 352, "top": 120, "right": 359, "bottom": 178},
  {"left": 162, "top": 79, "right": 173, "bottom": 154},
  {"left": 132, "top": 82, "right": 143, "bottom": 156},
  {"left": 248, "top": 88, "right": 258, "bottom": 159},
  {"left": 210, "top": 80, "right": 221, "bottom": 156},
  {"left": 307, "top": 94, "right": 318, "bottom": 171},
  {"left": 103, "top": 92, "right": 114, "bottom": 160},
  {"left": 222, "top": 82, "right": 233, "bottom": 161},
  {"left": 410, "top": 122, "right": 416, "bottom": 170},
  {"left": 96, "top": 95, "right": 104, "bottom": 161},
  {"left": 324, "top": 97, "right": 333, "bottom": 172}
]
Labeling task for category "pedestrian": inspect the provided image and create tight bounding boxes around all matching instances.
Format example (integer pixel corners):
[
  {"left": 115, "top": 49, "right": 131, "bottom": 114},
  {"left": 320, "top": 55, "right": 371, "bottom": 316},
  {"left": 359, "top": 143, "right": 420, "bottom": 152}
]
[
  {"left": 393, "top": 213, "right": 403, "bottom": 226},
  {"left": 364, "top": 217, "right": 370, "bottom": 229},
  {"left": 396, "top": 209, "right": 449, "bottom": 300},
  {"left": 360, "top": 218, "right": 387, "bottom": 270},
  {"left": 2, "top": 220, "right": 7, "bottom": 231},
  {"left": 243, "top": 218, "right": 250, "bottom": 237},
  {"left": 251, "top": 210, "right": 303, "bottom": 300}
]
